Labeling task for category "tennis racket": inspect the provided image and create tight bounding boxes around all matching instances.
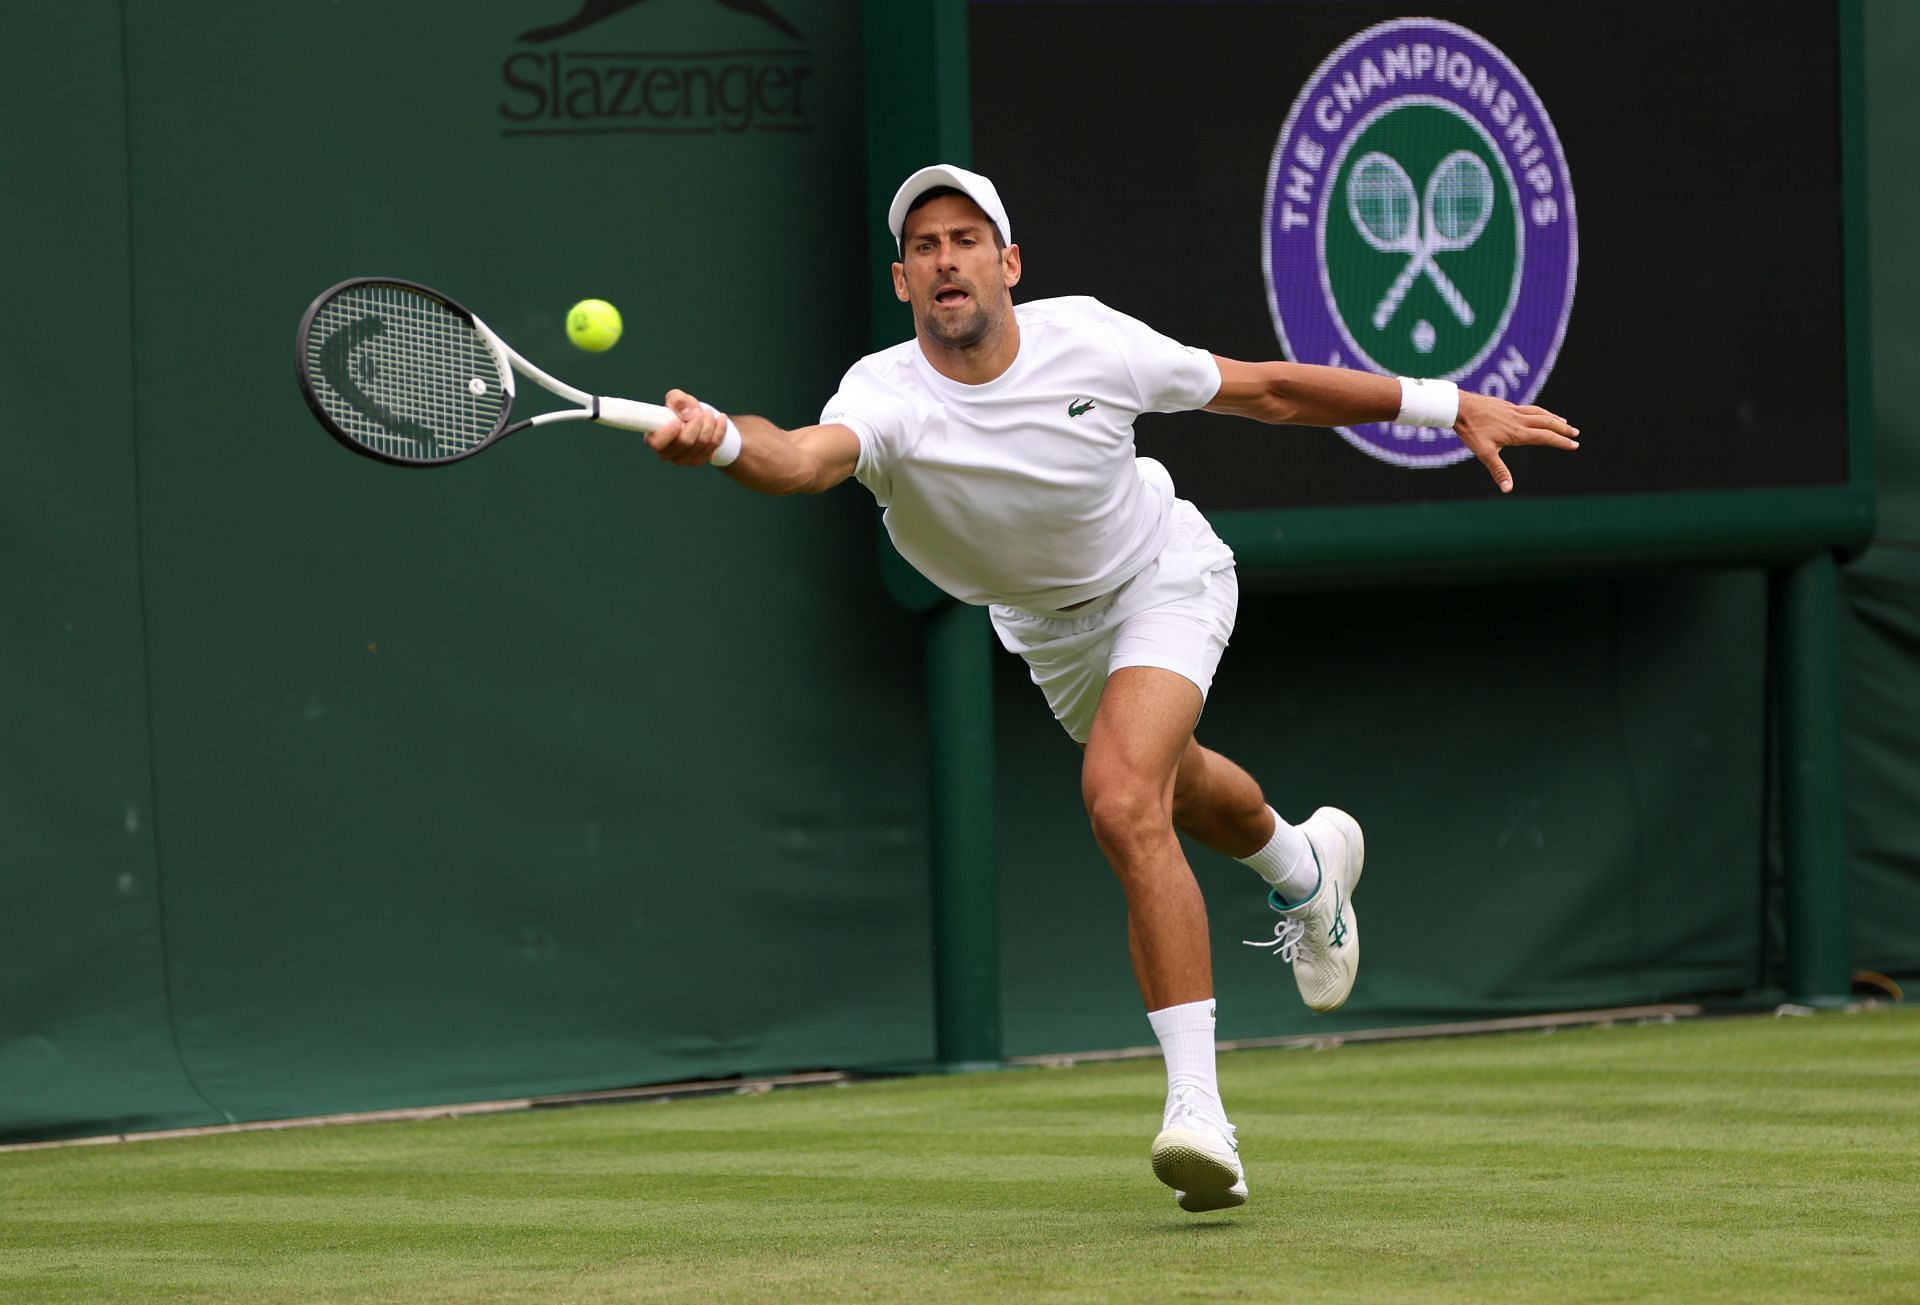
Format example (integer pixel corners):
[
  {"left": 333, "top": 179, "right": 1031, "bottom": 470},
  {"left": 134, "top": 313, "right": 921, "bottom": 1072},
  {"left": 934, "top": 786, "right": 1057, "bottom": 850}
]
[{"left": 294, "top": 277, "right": 740, "bottom": 469}]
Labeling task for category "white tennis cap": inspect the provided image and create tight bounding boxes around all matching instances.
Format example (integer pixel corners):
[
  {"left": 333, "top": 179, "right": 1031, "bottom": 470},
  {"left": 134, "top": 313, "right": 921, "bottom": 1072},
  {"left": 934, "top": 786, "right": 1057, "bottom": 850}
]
[{"left": 888, "top": 164, "right": 1012, "bottom": 252}]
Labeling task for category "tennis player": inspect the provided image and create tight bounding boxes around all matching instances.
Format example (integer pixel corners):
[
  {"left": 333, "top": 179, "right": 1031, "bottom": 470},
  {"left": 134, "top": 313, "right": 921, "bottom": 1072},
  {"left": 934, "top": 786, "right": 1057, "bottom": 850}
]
[{"left": 647, "top": 165, "right": 1579, "bottom": 1212}]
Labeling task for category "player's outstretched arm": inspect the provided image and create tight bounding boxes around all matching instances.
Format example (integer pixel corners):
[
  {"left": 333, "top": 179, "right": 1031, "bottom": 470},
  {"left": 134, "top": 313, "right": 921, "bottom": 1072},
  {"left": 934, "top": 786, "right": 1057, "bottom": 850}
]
[
  {"left": 645, "top": 389, "right": 860, "bottom": 495},
  {"left": 1204, "top": 356, "right": 1579, "bottom": 493}
]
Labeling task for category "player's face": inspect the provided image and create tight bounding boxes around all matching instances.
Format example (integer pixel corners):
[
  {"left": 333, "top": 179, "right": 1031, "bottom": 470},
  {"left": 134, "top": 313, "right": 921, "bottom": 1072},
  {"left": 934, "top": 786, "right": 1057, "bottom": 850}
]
[{"left": 892, "top": 195, "right": 1021, "bottom": 351}]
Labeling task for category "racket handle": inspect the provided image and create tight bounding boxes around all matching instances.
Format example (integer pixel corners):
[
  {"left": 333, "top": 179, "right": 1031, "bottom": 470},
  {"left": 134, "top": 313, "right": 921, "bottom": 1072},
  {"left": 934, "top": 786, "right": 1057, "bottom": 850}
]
[
  {"left": 594, "top": 396, "right": 674, "bottom": 432},
  {"left": 595, "top": 397, "right": 742, "bottom": 468}
]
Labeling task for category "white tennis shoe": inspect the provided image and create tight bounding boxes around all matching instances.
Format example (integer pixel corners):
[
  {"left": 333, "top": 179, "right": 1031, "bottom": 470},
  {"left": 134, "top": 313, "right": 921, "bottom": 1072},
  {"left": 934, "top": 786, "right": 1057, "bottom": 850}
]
[
  {"left": 1245, "top": 806, "right": 1365, "bottom": 1011},
  {"left": 1150, "top": 1088, "right": 1247, "bottom": 1213}
]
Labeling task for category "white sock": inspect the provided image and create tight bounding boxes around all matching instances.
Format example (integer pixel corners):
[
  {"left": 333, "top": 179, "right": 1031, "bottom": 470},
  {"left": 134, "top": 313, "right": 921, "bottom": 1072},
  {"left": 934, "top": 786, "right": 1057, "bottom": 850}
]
[
  {"left": 1148, "top": 998, "right": 1227, "bottom": 1126},
  {"left": 1237, "top": 807, "right": 1320, "bottom": 904}
]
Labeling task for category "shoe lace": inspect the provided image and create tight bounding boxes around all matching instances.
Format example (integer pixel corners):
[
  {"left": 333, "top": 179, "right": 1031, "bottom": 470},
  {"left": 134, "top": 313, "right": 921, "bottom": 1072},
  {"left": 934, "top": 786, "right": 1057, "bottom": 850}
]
[
  {"left": 1243, "top": 917, "right": 1307, "bottom": 962},
  {"left": 1163, "top": 1087, "right": 1235, "bottom": 1143}
]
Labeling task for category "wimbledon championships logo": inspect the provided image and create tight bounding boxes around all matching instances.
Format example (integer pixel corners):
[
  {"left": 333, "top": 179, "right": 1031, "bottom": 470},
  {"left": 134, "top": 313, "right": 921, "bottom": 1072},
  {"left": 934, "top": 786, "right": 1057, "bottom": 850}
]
[{"left": 1264, "top": 18, "right": 1577, "bottom": 467}]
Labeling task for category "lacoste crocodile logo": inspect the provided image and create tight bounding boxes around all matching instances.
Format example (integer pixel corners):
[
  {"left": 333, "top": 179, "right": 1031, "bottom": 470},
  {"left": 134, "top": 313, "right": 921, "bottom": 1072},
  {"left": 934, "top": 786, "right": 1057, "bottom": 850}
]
[{"left": 1067, "top": 398, "right": 1095, "bottom": 417}]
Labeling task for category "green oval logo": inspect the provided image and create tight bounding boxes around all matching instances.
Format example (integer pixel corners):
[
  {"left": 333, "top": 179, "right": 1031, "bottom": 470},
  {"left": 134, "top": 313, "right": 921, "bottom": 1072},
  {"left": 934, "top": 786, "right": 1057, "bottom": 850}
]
[{"left": 1325, "top": 100, "right": 1520, "bottom": 378}]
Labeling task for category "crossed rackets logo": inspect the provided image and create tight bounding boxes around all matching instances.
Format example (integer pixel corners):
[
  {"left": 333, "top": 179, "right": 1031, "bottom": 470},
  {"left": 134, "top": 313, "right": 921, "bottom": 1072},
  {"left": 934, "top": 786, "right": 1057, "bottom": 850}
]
[
  {"left": 1315, "top": 103, "right": 1519, "bottom": 377},
  {"left": 1264, "top": 18, "right": 1577, "bottom": 469},
  {"left": 1347, "top": 149, "right": 1493, "bottom": 333}
]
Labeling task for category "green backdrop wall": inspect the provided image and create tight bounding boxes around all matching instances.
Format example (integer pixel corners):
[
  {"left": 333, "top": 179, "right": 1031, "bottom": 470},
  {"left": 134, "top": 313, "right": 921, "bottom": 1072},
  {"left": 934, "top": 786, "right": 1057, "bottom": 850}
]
[
  {"left": 1842, "top": 0, "right": 1920, "bottom": 986},
  {"left": 995, "top": 571, "right": 1773, "bottom": 1054},
  {"left": 2, "top": 0, "right": 933, "bottom": 1143},
  {"left": 3, "top": 0, "right": 1913, "bottom": 1144}
]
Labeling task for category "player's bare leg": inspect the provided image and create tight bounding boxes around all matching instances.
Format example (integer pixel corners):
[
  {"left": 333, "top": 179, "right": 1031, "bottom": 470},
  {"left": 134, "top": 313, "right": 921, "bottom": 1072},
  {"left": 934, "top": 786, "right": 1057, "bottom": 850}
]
[
  {"left": 1081, "top": 666, "right": 1246, "bottom": 1211},
  {"left": 1171, "top": 738, "right": 1366, "bottom": 1014},
  {"left": 1081, "top": 666, "right": 1212, "bottom": 1010},
  {"left": 1169, "top": 741, "right": 1274, "bottom": 859}
]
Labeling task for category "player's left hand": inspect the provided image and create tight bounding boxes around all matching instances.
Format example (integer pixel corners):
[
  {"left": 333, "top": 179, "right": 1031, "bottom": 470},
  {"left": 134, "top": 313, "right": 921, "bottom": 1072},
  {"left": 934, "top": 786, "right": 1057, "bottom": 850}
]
[{"left": 1454, "top": 393, "right": 1580, "bottom": 494}]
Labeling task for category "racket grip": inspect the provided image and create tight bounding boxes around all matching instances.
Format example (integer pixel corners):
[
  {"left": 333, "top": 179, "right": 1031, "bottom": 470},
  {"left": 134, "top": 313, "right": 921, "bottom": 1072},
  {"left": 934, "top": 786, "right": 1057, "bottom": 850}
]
[
  {"left": 594, "top": 396, "right": 674, "bottom": 432},
  {"left": 596, "top": 397, "right": 741, "bottom": 468}
]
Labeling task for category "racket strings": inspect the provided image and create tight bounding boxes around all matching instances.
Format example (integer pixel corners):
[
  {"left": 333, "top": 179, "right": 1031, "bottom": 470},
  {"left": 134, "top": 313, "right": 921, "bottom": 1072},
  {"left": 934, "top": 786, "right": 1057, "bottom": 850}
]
[
  {"left": 304, "top": 284, "right": 506, "bottom": 461},
  {"left": 1428, "top": 154, "right": 1494, "bottom": 245},
  {"left": 1349, "top": 154, "right": 1416, "bottom": 246}
]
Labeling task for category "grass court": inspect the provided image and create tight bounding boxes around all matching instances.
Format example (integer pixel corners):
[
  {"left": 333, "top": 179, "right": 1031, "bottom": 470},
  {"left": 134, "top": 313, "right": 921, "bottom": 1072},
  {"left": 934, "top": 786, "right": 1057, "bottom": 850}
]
[{"left": 3, "top": 1007, "right": 1915, "bottom": 1303}]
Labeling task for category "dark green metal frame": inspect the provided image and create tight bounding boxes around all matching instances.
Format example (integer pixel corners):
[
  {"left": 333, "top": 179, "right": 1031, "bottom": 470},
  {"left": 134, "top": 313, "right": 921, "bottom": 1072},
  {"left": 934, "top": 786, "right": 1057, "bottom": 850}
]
[
  {"left": 1773, "top": 0, "right": 1871, "bottom": 1006},
  {"left": 864, "top": 0, "right": 1000, "bottom": 1067}
]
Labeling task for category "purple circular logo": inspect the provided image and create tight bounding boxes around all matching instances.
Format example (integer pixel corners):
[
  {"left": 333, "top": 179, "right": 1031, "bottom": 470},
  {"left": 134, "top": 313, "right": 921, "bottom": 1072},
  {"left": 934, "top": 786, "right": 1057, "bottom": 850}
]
[{"left": 1264, "top": 18, "right": 1578, "bottom": 467}]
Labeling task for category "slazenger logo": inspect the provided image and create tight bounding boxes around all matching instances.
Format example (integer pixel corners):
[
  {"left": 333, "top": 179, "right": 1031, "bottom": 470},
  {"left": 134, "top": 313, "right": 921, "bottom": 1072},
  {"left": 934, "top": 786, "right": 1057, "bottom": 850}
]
[
  {"left": 519, "top": 0, "right": 801, "bottom": 42},
  {"left": 1264, "top": 19, "right": 1577, "bottom": 468},
  {"left": 501, "top": 0, "right": 811, "bottom": 137}
]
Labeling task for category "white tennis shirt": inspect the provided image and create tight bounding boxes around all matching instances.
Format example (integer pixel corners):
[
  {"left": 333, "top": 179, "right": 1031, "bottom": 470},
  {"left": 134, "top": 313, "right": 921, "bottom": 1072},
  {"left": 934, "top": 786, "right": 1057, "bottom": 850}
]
[{"left": 820, "top": 296, "right": 1223, "bottom": 612}]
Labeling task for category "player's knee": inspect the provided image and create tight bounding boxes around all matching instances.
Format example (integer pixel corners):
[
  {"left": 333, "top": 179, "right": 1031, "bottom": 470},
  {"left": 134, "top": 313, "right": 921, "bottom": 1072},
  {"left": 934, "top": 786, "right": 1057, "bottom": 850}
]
[{"left": 1083, "top": 780, "right": 1171, "bottom": 856}]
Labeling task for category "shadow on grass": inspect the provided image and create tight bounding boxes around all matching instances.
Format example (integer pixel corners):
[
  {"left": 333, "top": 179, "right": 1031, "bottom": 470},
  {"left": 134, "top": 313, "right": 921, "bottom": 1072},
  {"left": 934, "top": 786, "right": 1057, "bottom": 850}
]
[{"left": 1156, "top": 1217, "right": 1245, "bottom": 1234}]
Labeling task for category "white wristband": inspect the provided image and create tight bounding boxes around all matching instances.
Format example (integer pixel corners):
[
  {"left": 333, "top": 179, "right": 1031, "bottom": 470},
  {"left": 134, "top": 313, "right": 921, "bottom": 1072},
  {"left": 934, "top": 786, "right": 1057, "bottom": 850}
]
[
  {"left": 1397, "top": 377, "right": 1460, "bottom": 429},
  {"left": 699, "top": 401, "right": 743, "bottom": 467}
]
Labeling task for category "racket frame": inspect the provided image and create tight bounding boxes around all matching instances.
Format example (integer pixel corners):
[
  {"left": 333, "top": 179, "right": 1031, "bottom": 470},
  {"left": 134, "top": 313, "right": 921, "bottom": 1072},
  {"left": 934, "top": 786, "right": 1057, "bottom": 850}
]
[{"left": 294, "top": 276, "right": 679, "bottom": 469}]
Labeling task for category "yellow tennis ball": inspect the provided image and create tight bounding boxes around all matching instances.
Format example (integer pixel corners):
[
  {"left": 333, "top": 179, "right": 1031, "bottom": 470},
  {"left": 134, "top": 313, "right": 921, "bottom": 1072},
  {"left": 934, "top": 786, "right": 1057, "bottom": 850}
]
[{"left": 566, "top": 298, "right": 622, "bottom": 352}]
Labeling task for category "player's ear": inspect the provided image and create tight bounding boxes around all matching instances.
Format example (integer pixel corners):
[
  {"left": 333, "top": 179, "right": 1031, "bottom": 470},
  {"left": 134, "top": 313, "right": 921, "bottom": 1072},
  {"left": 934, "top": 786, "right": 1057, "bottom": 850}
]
[
  {"left": 1001, "top": 243, "right": 1021, "bottom": 289},
  {"left": 891, "top": 262, "right": 909, "bottom": 303}
]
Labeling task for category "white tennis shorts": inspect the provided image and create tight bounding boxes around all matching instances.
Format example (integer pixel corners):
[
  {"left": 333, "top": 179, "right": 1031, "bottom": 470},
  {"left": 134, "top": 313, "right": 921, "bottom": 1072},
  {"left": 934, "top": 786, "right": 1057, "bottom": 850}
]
[{"left": 989, "top": 460, "right": 1238, "bottom": 743}]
